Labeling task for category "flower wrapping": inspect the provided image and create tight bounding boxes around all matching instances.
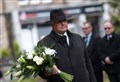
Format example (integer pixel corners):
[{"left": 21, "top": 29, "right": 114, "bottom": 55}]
[{"left": 5, "top": 46, "right": 74, "bottom": 82}]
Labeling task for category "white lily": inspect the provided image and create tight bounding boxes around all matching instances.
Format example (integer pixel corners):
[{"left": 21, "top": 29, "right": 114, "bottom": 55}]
[
  {"left": 44, "top": 47, "right": 57, "bottom": 56},
  {"left": 42, "top": 52, "right": 46, "bottom": 56},
  {"left": 26, "top": 52, "right": 33, "bottom": 59},
  {"left": 26, "top": 50, "right": 35, "bottom": 59},
  {"left": 33, "top": 56, "right": 44, "bottom": 65}
]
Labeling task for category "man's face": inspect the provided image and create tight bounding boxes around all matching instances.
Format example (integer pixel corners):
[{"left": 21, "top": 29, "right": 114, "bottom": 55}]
[
  {"left": 51, "top": 19, "right": 68, "bottom": 34},
  {"left": 82, "top": 23, "right": 92, "bottom": 35},
  {"left": 104, "top": 22, "right": 114, "bottom": 35}
]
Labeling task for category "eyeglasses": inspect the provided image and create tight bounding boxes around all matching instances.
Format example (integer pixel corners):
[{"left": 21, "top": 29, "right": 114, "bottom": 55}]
[
  {"left": 82, "top": 27, "right": 90, "bottom": 30},
  {"left": 104, "top": 27, "right": 111, "bottom": 30}
]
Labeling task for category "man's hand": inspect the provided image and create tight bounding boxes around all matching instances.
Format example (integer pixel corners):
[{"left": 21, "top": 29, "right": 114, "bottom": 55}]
[
  {"left": 44, "top": 65, "right": 59, "bottom": 77},
  {"left": 105, "top": 57, "right": 114, "bottom": 64},
  {"left": 53, "top": 65, "right": 59, "bottom": 74}
]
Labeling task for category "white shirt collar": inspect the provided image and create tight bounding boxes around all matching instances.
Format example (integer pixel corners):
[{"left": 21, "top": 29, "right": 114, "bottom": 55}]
[
  {"left": 57, "top": 32, "right": 67, "bottom": 36},
  {"left": 57, "top": 32, "right": 70, "bottom": 46},
  {"left": 86, "top": 32, "right": 92, "bottom": 38},
  {"left": 107, "top": 34, "right": 112, "bottom": 40}
]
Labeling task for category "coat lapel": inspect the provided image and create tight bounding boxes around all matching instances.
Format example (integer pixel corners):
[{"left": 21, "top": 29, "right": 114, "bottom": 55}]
[
  {"left": 49, "top": 30, "right": 74, "bottom": 47},
  {"left": 86, "top": 34, "right": 93, "bottom": 49}
]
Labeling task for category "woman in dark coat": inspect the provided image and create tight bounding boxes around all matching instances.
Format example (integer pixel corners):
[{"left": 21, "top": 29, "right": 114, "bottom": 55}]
[{"left": 37, "top": 9, "right": 96, "bottom": 82}]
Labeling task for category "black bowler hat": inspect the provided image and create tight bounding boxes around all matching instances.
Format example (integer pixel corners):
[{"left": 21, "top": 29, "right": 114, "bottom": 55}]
[{"left": 46, "top": 9, "right": 71, "bottom": 23}]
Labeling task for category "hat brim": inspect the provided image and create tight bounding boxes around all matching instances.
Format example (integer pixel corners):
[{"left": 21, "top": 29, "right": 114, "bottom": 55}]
[{"left": 45, "top": 15, "right": 72, "bottom": 24}]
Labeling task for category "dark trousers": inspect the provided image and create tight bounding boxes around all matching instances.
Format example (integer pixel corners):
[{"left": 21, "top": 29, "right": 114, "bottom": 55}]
[
  {"left": 94, "top": 71, "right": 103, "bottom": 82},
  {"left": 107, "top": 73, "right": 120, "bottom": 82}
]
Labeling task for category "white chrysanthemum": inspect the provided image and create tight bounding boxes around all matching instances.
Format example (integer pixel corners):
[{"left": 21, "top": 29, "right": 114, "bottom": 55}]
[
  {"left": 33, "top": 56, "right": 44, "bottom": 65},
  {"left": 44, "top": 47, "right": 57, "bottom": 56}
]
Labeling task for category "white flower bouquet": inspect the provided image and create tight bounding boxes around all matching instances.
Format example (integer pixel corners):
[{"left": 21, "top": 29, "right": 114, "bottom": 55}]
[{"left": 5, "top": 46, "right": 74, "bottom": 82}]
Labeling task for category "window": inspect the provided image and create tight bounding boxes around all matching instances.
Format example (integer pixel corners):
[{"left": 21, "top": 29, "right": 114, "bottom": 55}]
[
  {"left": 41, "top": 0, "right": 52, "bottom": 4},
  {"left": 18, "top": 0, "right": 29, "bottom": 6},
  {"left": 18, "top": 0, "right": 52, "bottom": 6},
  {"left": 30, "top": 0, "right": 40, "bottom": 5}
]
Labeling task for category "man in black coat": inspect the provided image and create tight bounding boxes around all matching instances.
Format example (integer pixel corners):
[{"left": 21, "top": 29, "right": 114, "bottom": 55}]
[
  {"left": 37, "top": 9, "right": 96, "bottom": 82},
  {"left": 98, "top": 21, "right": 120, "bottom": 82},
  {"left": 82, "top": 22, "right": 103, "bottom": 82}
]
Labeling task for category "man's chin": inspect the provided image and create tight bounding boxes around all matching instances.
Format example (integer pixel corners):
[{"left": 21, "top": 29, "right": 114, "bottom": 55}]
[{"left": 59, "top": 31, "right": 66, "bottom": 34}]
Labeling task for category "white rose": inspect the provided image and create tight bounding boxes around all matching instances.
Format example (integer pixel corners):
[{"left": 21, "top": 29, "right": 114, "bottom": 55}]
[
  {"left": 33, "top": 56, "right": 44, "bottom": 65},
  {"left": 44, "top": 47, "right": 57, "bottom": 55}
]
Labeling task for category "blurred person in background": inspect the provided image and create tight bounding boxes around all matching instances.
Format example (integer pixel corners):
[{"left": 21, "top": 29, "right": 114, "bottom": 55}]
[
  {"left": 37, "top": 9, "right": 96, "bottom": 82},
  {"left": 98, "top": 21, "right": 120, "bottom": 82},
  {"left": 82, "top": 22, "right": 103, "bottom": 82},
  {"left": 0, "top": 59, "right": 3, "bottom": 82},
  {"left": 0, "top": 69, "right": 3, "bottom": 82}
]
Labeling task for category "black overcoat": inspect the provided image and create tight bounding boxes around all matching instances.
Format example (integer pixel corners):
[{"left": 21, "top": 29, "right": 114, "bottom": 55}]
[
  {"left": 98, "top": 33, "right": 120, "bottom": 74},
  {"left": 83, "top": 35, "right": 102, "bottom": 72},
  {"left": 37, "top": 30, "right": 96, "bottom": 82}
]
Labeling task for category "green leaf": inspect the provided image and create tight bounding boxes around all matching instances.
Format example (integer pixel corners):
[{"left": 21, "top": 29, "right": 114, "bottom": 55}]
[
  {"left": 14, "top": 71, "right": 22, "bottom": 77},
  {"left": 17, "top": 57, "right": 27, "bottom": 63},
  {"left": 33, "top": 71, "right": 39, "bottom": 78},
  {"left": 16, "top": 65, "right": 21, "bottom": 69},
  {"left": 46, "top": 55, "right": 54, "bottom": 67},
  {"left": 45, "top": 66, "right": 53, "bottom": 74},
  {"left": 18, "top": 75, "right": 25, "bottom": 82},
  {"left": 26, "top": 66, "right": 35, "bottom": 70},
  {"left": 58, "top": 71, "right": 74, "bottom": 82},
  {"left": 4, "top": 70, "right": 11, "bottom": 76}
]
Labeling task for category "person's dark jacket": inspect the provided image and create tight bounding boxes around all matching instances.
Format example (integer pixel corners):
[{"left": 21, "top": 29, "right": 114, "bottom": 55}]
[
  {"left": 98, "top": 32, "right": 120, "bottom": 74},
  {"left": 37, "top": 30, "right": 96, "bottom": 82},
  {"left": 83, "top": 35, "right": 102, "bottom": 72}
]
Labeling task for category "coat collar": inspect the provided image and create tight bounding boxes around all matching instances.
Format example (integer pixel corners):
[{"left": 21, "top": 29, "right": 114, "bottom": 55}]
[
  {"left": 105, "top": 32, "right": 115, "bottom": 41},
  {"left": 49, "top": 30, "right": 74, "bottom": 46}
]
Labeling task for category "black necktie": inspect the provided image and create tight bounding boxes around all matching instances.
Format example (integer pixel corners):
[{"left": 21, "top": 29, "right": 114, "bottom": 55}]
[
  {"left": 59, "top": 35, "right": 68, "bottom": 46},
  {"left": 85, "top": 36, "right": 88, "bottom": 47}
]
